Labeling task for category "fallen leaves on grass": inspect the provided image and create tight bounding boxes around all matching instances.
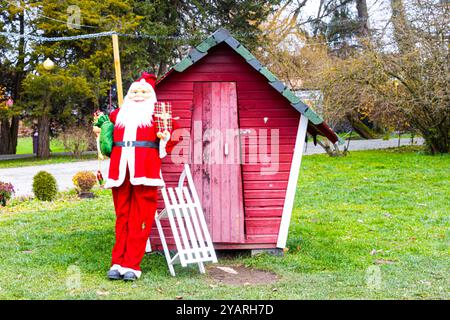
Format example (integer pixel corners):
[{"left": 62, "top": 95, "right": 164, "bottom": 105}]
[
  {"left": 96, "top": 290, "right": 109, "bottom": 296},
  {"left": 370, "top": 249, "right": 384, "bottom": 255}
]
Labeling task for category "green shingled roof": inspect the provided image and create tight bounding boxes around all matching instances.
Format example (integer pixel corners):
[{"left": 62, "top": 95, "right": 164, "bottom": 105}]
[{"left": 165, "top": 28, "right": 340, "bottom": 143}]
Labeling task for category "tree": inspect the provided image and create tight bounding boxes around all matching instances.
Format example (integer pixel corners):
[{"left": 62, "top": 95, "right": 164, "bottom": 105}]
[
  {"left": 310, "top": 0, "right": 366, "bottom": 57},
  {"left": 355, "top": 0, "right": 369, "bottom": 37},
  {"left": 320, "top": 0, "right": 449, "bottom": 154},
  {"left": 390, "top": 0, "right": 410, "bottom": 54},
  {"left": 29, "top": 0, "right": 142, "bottom": 113},
  {"left": 255, "top": 1, "right": 315, "bottom": 86},
  {"left": 28, "top": 0, "right": 280, "bottom": 115},
  {"left": 256, "top": 1, "right": 376, "bottom": 139},
  {"left": 382, "top": 0, "right": 449, "bottom": 153},
  {"left": 128, "top": 0, "right": 280, "bottom": 78},
  {"left": 320, "top": 53, "right": 405, "bottom": 134},
  {"left": 21, "top": 65, "right": 94, "bottom": 159},
  {"left": 10, "top": 0, "right": 145, "bottom": 157},
  {"left": 2, "top": 0, "right": 281, "bottom": 157},
  {"left": 0, "top": 0, "right": 30, "bottom": 154}
]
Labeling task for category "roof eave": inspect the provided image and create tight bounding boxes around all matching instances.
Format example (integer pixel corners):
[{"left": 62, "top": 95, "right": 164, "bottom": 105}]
[{"left": 157, "top": 28, "right": 341, "bottom": 144}]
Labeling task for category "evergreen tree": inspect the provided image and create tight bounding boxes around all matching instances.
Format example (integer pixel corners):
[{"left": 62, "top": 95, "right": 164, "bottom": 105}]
[
  {"left": 312, "top": 0, "right": 370, "bottom": 57},
  {"left": 21, "top": 65, "right": 94, "bottom": 159},
  {"left": 1, "top": 0, "right": 280, "bottom": 156},
  {"left": 0, "top": 0, "right": 30, "bottom": 154}
]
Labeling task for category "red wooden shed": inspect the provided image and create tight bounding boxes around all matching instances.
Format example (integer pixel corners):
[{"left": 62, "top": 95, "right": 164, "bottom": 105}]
[{"left": 149, "top": 28, "right": 341, "bottom": 253}]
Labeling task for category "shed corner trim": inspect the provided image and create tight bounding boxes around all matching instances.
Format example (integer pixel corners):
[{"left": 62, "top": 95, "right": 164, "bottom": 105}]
[{"left": 276, "top": 115, "right": 309, "bottom": 248}]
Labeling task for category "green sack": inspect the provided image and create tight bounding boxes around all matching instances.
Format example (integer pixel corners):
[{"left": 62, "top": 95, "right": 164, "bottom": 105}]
[{"left": 94, "top": 115, "right": 114, "bottom": 157}]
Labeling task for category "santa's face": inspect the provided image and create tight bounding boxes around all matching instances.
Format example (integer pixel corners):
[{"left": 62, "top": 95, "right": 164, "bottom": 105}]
[
  {"left": 116, "top": 80, "right": 157, "bottom": 128},
  {"left": 127, "top": 81, "right": 156, "bottom": 103}
]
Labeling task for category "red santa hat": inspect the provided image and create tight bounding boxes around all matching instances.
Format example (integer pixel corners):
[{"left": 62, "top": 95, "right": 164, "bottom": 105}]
[{"left": 136, "top": 72, "right": 157, "bottom": 89}]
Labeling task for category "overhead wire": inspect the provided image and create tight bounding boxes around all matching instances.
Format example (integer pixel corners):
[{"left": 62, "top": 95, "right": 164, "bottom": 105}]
[{"left": 0, "top": 1, "right": 390, "bottom": 46}]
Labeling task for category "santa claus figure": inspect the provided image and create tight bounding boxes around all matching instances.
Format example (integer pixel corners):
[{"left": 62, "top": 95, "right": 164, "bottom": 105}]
[{"left": 95, "top": 72, "right": 176, "bottom": 281}]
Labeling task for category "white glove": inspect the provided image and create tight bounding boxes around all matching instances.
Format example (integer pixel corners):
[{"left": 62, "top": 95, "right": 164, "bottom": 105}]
[{"left": 159, "top": 131, "right": 171, "bottom": 159}]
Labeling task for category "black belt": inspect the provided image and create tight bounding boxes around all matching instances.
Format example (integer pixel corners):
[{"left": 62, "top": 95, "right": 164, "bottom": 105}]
[{"left": 113, "top": 140, "right": 160, "bottom": 148}]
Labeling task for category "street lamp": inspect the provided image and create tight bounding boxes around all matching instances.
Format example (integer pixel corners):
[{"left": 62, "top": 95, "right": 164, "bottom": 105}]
[{"left": 43, "top": 58, "right": 55, "bottom": 71}]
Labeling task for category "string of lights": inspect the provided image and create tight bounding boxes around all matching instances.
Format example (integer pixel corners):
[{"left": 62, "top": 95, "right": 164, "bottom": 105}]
[
  {"left": 0, "top": 30, "right": 379, "bottom": 47},
  {"left": 0, "top": 30, "right": 116, "bottom": 42},
  {"left": 5, "top": 0, "right": 389, "bottom": 31},
  {"left": 0, "top": 30, "right": 227, "bottom": 42},
  {"left": 2, "top": 1, "right": 387, "bottom": 45}
]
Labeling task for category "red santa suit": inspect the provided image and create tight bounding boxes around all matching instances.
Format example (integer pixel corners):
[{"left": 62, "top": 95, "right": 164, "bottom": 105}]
[{"left": 104, "top": 73, "right": 176, "bottom": 279}]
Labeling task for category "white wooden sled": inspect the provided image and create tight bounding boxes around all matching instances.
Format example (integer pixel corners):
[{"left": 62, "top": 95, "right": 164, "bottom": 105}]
[{"left": 146, "top": 164, "right": 217, "bottom": 276}]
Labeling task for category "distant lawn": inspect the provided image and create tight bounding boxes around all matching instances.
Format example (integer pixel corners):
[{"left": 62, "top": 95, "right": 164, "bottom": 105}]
[
  {"left": 0, "top": 154, "right": 97, "bottom": 169},
  {"left": 0, "top": 147, "right": 448, "bottom": 299},
  {"left": 1, "top": 137, "right": 96, "bottom": 169},
  {"left": 333, "top": 131, "right": 420, "bottom": 142},
  {"left": 16, "top": 137, "right": 66, "bottom": 155}
]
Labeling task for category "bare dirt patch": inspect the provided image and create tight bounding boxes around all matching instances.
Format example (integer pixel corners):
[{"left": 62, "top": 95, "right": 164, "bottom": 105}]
[{"left": 207, "top": 265, "right": 279, "bottom": 286}]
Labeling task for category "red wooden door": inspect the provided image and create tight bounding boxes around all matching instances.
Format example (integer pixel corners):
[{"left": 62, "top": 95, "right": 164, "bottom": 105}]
[{"left": 191, "top": 82, "right": 245, "bottom": 243}]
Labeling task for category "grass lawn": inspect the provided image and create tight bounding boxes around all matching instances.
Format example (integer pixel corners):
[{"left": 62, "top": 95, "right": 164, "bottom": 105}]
[
  {"left": 16, "top": 137, "right": 66, "bottom": 155},
  {"left": 0, "top": 147, "right": 448, "bottom": 299},
  {"left": 0, "top": 137, "right": 96, "bottom": 169},
  {"left": 0, "top": 154, "right": 97, "bottom": 169}
]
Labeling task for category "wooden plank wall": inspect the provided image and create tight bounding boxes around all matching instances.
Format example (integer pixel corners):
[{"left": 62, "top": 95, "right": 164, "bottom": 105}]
[{"left": 149, "top": 43, "right": 299, "bottom": 250}]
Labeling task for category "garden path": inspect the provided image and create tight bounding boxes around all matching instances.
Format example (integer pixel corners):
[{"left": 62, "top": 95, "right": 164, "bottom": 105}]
[{"left": 0, "top": 138, "right": 423, "bottom": 197}]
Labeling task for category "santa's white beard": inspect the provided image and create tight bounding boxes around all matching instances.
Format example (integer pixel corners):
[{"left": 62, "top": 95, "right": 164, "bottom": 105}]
[{"left": 115, "top": 97, "right": 156, "bottom": 129}]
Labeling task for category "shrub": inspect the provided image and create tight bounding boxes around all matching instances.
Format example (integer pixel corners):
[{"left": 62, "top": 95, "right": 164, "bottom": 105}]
[
  {"left": 60, "top": 126, "right": 94, "bottom": 158},
  {"left": 0, "top": 181, "right": 14, "bottom": 206},
  {"left": 33, "top": 171, "right": 58, "bottom": 201},
  {"left": 72, "top": 171, "right": 97, "bottom": 193}
]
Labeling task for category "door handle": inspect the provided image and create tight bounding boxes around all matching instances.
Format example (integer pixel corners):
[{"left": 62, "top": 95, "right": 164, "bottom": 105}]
[{"left": 224, "top": 142, "right": 229, "bottom": 156}]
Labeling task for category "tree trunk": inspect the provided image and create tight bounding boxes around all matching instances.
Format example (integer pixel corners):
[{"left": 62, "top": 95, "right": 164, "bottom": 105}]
[
  {"left": 421, "top": 127, "right": 449, "bottom": 154},
  {"left": 390, "top": 0, "right": 410, "bottom": 54},
  {"left": 157, "top": 60, "right": 168, "bottom": 77},
  {"left": 37, "top": 114, "right": 50, "bottom": 159},
  {"left": 15, "top": 10, "right": 26, "bottom": 100},
  {"left": 356, "top": 0, "right": 369, "bottom": 37},
  {"left": 0, "top": 10, "right": 26, "bottom": 155},
  {"left": 0, "top": 117, "right": 19, "bottom": 154},
  {"left": 346, "top": 112, "right": 377, "bottom": 139}
]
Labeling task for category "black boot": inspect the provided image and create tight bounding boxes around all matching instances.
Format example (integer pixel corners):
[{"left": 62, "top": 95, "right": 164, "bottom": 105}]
[
  {"left": 123, "top": 271, "right": 138, "bottom": 281},
  {"left": 107, "top": 269, "right": 123, "bottom": 280}
]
